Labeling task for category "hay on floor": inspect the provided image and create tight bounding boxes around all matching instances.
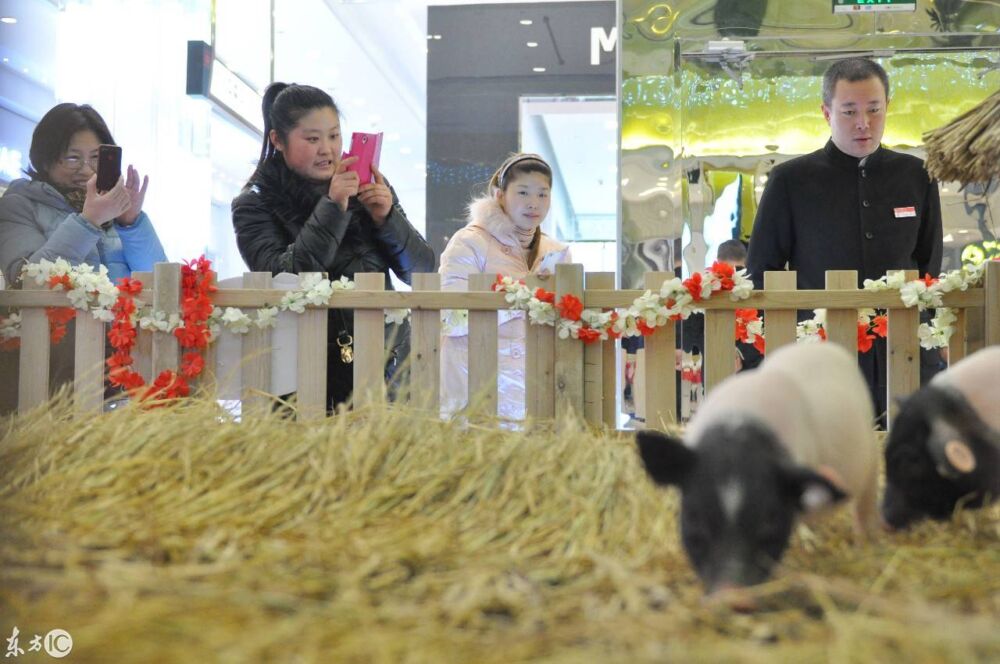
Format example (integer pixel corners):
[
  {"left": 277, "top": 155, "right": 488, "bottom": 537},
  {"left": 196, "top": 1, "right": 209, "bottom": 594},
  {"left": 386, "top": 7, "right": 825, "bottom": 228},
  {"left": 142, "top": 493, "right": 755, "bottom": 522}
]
[{"left": 0, "top": 395, "right": 997, "bottom": 663}]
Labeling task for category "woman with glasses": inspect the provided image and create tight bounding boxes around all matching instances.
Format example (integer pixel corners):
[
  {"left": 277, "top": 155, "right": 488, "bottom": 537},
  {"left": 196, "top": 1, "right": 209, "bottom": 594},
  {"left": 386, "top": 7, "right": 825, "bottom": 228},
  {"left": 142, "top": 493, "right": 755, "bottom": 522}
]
[{"left": 0, "top": 103, "right": 166, "bottom": 286}]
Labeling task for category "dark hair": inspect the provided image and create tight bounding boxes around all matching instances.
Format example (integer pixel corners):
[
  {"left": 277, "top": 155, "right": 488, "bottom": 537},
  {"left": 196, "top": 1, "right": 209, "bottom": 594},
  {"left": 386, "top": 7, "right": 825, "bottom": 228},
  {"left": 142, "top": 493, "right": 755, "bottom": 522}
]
[
  {"left": 822, "top": 58, "right": 889, "bottom": 107},
  {"left": 717, "top": 239, "right": 747, "bottom": 264},
  {"left": 27, "top": 103, "right": 115, "bottom": 183},
  {"left": 489, "top": 153, "right": 552, "bottom": 193},
  {"left": 257, "top": 82, "right": 339, "bottom": 163}
]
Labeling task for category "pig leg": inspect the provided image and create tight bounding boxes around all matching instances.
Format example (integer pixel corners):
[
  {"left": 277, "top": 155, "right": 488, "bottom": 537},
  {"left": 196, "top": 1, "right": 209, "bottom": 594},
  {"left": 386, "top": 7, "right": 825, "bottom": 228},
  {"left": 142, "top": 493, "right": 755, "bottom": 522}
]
[{"left": 852, "top": 473, "right": 880, "bottom": 541}]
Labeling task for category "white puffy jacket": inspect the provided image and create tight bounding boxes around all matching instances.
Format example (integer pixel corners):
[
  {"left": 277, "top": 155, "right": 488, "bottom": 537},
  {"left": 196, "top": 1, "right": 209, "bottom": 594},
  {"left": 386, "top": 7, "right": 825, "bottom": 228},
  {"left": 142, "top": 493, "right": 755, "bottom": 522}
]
[{"left": 438, "top": 196, "right": 572, "bottom": 420}]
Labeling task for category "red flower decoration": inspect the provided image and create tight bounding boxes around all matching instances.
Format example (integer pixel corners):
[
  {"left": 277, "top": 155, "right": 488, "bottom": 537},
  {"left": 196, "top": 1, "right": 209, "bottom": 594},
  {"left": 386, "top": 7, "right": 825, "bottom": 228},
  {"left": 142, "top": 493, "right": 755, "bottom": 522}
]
[
  {"left": 116, "top": 277, "right": 144, "bottom": 295},
  {"left": 108, "top": 323, "right": 137, "bottom": 348},
  {"left": 857, "top": 322, "right": 875, "bottom": 353},
  {"left": 534, "top": 288, "right": 555, "bottom": 304},
  {"left": 556, "top": 294, "right": 583, "bottom": 322},
  {"left": 637, "top": 319, "right": 657, "bottom": 336},
  {"left": 921, "top": 273, "right": 939, "bottom": 287},
  {"left": 174, "top": 323, "right": 210, "bottom": 349},
  {"left": 872, "top": 314, "right": 888, "bottom": 338},
  {"left": 577, "top": 327, "right": 602, "bottom": 344},
  {"left": 710, "top": 261, "right": 735, "bottom": 291},
  {"left": 682, "top": 273, "right": 704, "bottom": 302},
  {"left": 47, "top": 274, "right": 72, "bottom": 290},
  {"left": 180, "top": 351, "right": 205, "bottom": 378}
]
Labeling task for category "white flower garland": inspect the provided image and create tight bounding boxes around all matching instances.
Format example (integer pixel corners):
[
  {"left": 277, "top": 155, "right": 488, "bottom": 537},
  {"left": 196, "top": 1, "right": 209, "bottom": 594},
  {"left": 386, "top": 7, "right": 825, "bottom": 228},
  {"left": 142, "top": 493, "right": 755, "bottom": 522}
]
[
  {"left": 3, "top": 259, "right": 991, "bottom": 353},
  {"left": 862, "top": 262, "right": 988, "bottom": 349}
]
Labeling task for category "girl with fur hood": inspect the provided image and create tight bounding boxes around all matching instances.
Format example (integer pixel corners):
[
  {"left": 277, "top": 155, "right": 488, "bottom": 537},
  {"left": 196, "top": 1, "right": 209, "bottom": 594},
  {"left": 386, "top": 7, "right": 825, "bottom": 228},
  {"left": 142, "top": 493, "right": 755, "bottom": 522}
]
[
  {"left": 439, "top": 154, "right": 572, "bottom": 420},
  {"left": 232, "top": 83, "right": 434, "bottom": 411}
]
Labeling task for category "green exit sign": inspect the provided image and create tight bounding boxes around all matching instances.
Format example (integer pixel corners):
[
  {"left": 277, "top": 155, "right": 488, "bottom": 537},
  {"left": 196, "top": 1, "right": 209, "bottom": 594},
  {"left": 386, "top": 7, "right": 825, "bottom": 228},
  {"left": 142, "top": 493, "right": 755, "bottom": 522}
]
[{"left": 833, "top": 0, "right": 916, "bottom": 12}]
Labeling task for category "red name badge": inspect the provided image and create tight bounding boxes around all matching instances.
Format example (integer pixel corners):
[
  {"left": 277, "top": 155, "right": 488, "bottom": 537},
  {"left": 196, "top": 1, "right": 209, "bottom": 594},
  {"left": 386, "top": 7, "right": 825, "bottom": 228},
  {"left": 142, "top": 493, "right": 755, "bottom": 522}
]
[{"left": 893, "top": 206, "right": 916, "bottom": 219}]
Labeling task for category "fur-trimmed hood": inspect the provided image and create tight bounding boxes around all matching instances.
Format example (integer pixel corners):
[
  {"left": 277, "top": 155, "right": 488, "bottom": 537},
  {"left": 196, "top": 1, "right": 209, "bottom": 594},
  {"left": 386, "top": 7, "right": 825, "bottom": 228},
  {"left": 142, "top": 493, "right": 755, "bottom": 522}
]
[{"left": 466, "top": 195, "right": 567, "bottom": 253}]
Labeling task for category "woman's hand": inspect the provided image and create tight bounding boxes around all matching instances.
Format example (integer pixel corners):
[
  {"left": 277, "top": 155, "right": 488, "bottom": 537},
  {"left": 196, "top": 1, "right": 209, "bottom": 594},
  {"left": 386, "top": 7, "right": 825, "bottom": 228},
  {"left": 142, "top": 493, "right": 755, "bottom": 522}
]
[
  {"left": 328, "top": 156, "right": 360, "bottom": 211},
  {"left": 117, "top": 165, "right": 149, "bottom": 226},
  {"left": 81, "top": 174, "right": 131, "bottom": 228},
  {"left": 357, "top": 165, "right": 392, "bottom": 226}
]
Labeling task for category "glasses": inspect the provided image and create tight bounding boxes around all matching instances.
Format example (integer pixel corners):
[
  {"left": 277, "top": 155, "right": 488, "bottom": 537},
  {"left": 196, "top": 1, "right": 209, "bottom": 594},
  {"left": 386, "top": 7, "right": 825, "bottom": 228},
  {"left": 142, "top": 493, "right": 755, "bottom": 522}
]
[{"left": 59, "top": 155, "right": 99, "bottom": 171}]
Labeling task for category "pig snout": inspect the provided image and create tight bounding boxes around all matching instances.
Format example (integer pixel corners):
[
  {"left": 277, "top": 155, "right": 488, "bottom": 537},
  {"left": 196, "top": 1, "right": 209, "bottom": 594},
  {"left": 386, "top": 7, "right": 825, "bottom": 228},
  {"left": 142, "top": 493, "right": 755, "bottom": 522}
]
[
  {"left": 704, "top": 582, "right": 759, "bottom": 613},
  {"left": 880, "top": 483, "right": 921, "bottom": 530}
]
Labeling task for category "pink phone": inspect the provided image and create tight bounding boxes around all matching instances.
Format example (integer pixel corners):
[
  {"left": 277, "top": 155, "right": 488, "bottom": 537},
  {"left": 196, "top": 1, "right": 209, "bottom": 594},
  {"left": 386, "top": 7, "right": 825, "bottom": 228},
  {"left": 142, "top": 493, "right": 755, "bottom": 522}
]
[{"left": 343, "top": 131, "right": 383, "bottom": 184}]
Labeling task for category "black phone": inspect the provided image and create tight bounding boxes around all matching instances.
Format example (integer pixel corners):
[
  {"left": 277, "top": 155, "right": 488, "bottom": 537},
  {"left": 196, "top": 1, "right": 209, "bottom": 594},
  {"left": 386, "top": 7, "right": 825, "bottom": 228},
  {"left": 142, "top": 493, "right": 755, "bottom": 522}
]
[{"left": 95, "top": 144, "right": 122, "bottom": 193}]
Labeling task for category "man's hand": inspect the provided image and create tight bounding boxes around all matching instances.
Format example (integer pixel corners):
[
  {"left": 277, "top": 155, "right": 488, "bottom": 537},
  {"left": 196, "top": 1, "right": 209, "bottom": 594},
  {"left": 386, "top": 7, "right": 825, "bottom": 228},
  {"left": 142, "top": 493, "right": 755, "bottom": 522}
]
[
  {"left": 81, "top": 174, "right": 131, "bottom": 228},
  {"left": 357, "top": 165, "right": 392, "bottom": 226},
  {"left": 329, "top": 156, "right": 360, "bottom": 211},
  {"left": 116, "top": 165, "right": 149, "bottom": 226}
]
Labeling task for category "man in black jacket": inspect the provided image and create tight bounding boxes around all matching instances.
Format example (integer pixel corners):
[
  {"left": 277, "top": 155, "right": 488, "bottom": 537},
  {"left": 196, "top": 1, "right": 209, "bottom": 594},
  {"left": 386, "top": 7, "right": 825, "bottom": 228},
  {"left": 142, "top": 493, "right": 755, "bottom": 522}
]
[{"left": 746, "top": 57, "right": 944, "bottom": 425}]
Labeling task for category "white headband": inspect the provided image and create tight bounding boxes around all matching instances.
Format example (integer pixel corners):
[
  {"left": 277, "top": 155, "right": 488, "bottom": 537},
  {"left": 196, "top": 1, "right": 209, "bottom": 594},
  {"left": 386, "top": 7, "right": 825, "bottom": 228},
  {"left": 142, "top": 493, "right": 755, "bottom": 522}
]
[{"left": 497, "top": 153, "right": 548, "bottom": 189}]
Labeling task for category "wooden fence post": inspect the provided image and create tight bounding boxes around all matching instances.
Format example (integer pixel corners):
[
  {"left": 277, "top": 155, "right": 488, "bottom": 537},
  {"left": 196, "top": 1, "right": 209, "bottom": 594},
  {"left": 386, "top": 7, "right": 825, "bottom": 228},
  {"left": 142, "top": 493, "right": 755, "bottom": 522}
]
[
  {"left": 824, "top": 270, "right": 858, "bottom": 352},
  {"left": 985, "top": 260, "right": 1000, "bottom": 347},
  {"left": 583, "top": 272, "right": 614, "bottom": 427},
  {"left": 352, "top": 272, "right": 385, "bottom": 409},
  {"left": 525, "top": 274, "right": 555, "bottom": 421},
  {"left": 703, "top": 307, "right": 736, "bottom": 394},
  {"left": 642, "top": 271, "right": 676, "bottom": 430},
  {"left": 240, "top": 272, "right": 273, "bottom": 417},
  {"left": 468, "top": 273, "right": 499, "bottom": 416},
  {"left": 132, "top": 271, "right": 153, "bottom": 382},
  {"left": 410, "top": 272, "right": 441, "bottom": 414},
  {"left": 555, "top": 263, "right": 584, "bottom": 424},
  {"left": 73, "top": 303, "right": 105, "bottom": 415},
  {"left": 296, "top": 272, "right": 328, "bottom": 419},
  {"left": 17, "top": 280, "right": 49, "bottom": 414},
  {"left": 763, "top": 271, "right": 798, "bottom": 352},
  {"left": 151, "top": 263, "right": 180, "bottom": 379},
  {"left": 887, "top": 270, "right": 920, "bottom": 426}
]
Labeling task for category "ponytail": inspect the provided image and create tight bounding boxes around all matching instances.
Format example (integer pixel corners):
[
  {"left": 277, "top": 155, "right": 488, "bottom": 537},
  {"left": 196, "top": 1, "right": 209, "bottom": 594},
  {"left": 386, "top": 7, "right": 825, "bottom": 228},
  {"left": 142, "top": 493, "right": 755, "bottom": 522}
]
[{"left": 259, "top": 82, "right": 291, "bottom": 162}]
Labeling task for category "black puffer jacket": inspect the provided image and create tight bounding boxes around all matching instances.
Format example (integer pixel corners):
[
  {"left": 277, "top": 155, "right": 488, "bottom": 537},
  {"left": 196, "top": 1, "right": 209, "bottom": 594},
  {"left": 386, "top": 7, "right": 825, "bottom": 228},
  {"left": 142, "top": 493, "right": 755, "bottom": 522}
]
[{"left": 232, "top": 155, "right": 435, "bottom": 407}]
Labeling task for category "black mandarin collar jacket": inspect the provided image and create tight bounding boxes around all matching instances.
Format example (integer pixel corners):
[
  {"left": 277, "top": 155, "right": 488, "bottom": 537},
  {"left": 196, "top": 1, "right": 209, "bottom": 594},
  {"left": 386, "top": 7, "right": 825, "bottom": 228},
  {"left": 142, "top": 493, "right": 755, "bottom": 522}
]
[{"left": 747, "top": 139, "right": 943, "bottom": 291}]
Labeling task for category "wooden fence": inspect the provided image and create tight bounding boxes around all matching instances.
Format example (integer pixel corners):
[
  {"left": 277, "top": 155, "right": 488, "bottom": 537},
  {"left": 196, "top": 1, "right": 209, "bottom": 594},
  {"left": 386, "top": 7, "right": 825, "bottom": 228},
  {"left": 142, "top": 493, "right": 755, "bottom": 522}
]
[{"left": 2, "top": 262, "right": 998, "bottom": 430}]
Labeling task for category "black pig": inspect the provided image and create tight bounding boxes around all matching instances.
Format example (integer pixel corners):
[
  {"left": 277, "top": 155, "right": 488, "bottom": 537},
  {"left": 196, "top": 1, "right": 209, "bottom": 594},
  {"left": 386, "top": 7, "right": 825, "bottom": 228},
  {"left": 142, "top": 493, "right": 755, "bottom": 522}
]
[
  {"left": 883, "top": 346, "right": 1000, "bottom": 528},
  {"left": 637, "top": 343, "right": 879, "bottom": 596}
]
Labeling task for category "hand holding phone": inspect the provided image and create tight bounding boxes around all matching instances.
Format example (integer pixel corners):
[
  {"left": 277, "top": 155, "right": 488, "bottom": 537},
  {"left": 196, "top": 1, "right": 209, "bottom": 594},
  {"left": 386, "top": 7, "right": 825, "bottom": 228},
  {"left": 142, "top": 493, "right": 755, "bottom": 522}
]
[
  {"left": 343, "top": 132, "right": 383, "bottom": 185},
  {"left": 95, "top": 144, "right": 122, "bottom": 193}
]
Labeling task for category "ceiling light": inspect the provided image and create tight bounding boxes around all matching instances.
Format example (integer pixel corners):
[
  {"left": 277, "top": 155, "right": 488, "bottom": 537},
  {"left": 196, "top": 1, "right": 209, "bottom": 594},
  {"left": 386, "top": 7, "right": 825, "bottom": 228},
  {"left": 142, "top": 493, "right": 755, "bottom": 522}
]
[
  {"left": 526, "top": 42, "right": 538, "bottom": 48},
  {"left": 433, "top": 35, "right": 442, "bottom": 40},
  {"left": 532, "top": 67, "right": 546, "bottom": 73},
  {"left": 519, "top": 19, "right": 533, "bottom": 25},
  {"left": 0, "top": 17, "right": 17, "bottom": 24}
]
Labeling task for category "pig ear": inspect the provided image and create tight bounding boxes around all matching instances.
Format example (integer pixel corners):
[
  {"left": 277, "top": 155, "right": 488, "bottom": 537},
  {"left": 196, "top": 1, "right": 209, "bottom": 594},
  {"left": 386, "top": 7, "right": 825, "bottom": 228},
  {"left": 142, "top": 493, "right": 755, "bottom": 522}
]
[
  {"left": 781, "top": 465, "right": 848, "bottom": 514},
  {"left": 928, "top": 436, "right": 976, "bottom": 479},
  {"left": 636, "top": 429, "right": 696, "bottom": 486}
]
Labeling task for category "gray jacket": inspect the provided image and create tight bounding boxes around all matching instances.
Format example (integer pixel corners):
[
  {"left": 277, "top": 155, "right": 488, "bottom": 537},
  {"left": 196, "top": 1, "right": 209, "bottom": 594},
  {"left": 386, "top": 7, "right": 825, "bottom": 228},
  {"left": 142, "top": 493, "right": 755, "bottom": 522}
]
[{"left": 0, "top": 178, "right": 166, "bottom": 285}]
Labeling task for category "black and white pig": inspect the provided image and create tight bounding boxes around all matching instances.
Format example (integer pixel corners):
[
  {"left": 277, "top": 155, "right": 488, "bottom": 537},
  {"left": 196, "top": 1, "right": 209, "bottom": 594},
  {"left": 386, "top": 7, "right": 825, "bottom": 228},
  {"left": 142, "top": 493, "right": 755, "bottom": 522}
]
[
  {"left": 882, "top": 346, "right": 1000, "bottom": 529},
  {"left": 637, "top": 343, "right": 879, "bottom": 596}
]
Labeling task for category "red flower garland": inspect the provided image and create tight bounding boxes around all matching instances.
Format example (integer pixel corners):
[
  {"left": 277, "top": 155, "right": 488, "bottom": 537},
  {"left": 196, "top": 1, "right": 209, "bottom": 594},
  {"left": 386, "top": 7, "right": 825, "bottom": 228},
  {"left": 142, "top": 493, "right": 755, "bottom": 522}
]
[{"left": 107, "top": 256, "right": 215, "bottom": 403}]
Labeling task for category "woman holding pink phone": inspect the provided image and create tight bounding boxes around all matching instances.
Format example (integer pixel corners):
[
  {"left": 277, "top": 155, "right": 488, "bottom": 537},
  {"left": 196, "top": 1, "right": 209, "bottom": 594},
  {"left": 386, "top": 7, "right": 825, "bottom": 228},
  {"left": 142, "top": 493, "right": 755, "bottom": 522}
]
[{"left": 232, "top": 82, "right": 434, "bottom": 412}]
